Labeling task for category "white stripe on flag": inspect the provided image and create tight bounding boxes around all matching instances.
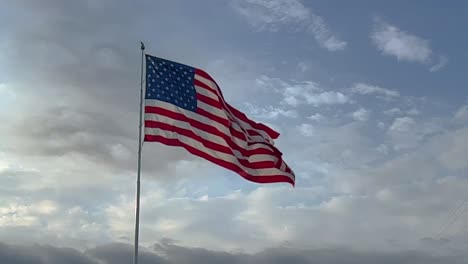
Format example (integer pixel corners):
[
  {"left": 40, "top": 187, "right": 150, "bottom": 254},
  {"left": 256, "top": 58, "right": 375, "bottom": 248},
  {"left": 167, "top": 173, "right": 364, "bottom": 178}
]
[
  {"left": 145, "top": 126, "right": 294, "bottom": 180},
  {"left": 146, "top": 99, "right": 275, "bottom": 148},
  {"left": 145, "top": 114, "right": 279, "bottom": 163},
  {"left": 195, "top": 85, "right": 219, "bottom": 101},
  {"left": 194, "top": 74, "right": 274, "bottom": 142}
]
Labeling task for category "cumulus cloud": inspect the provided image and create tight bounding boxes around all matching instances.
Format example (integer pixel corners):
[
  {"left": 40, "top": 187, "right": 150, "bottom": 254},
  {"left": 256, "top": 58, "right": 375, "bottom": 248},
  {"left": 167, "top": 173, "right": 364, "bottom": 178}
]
[
  {"left": 383, "top": 108, "right": 419, "bottom": 117},
  {"left": 307, "top": 12, "right": 347, "bottom": 51},
  {"left": 232, "top": 0, "right": 347, "bottom": 51},
  {"left": 372, "top": 21, "right": 432, "bottom": 63},
  {"left": 376, "top": 144, "right": 389, "bottom": 155},
  {"left": 232, "top": 0, "right": 309, "bottom": 30},
  {"left": 352, "top": 108, "right": 370, "bottom": 121},
  {"left": 389, "top": 117, "right": 415, "bottom": 132},
  {"left": 437, "top": 127, "right": 468, "bottom": 171},
  {"left": 371, "top": 19, "right": 447, "bottom": 71},
  {"left": 384, "top": 108, "right": 403, "bottom": 116},
  {"left": 351, "top": 83, "right": 399, "bottom": 98},
  {"left": 454, "top": 104, "right": 468, "bottom": 122},
  {"left": 2, "top": 105, "right": 206, "bottom": 183},
  {"left": 387, "top": 116, "right": 445, "bottom": 151},
  {"left": 2, "top": 1, "right": 468, "bottom": 260},
  {"left": 297, "top": 62, "right": 309, "bottom": 72},
  {"left": 430, "top": 55, "right": 449, "bottom": 72},
  {"left": 304, "top": 91, "right": 348, "bottom": 106},
  {"left": 297, "top": 123, "right": 314, "bottom": 136},
  {"left": 244, "top": 103, "right": 298, "bottom": 120},
  {"left": 307, "top": 113, "right": 324, "bottom": 122},
  {"left": 377, "top": 121, "right": 385, "bottom": 130},
  {"left": 282, "top": 81, "right": 348, "bottom": 107},
  {"left": 253, "top": 75, "right": 349, "bottom": 108}
]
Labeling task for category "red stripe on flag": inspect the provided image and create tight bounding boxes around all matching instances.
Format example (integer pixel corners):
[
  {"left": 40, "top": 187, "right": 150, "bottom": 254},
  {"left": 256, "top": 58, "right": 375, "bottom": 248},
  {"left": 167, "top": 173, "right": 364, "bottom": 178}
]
[
  {"left": 197, "top": 93, "right": 223, "bottom": 109},
  {"left": 194, "top": 69, "right": 216, "bottom": 87},
  {"left": 144, "top": 134, "right": 295, "bottom": 186},
  {"left": 146, "top": 105, "right": 243, "bottom": 142},
  {"left": 145, "top": 120, "right": 279, "bottom": 169},
  {"left": 144, "top": 107, "right": 278, "bottom": 156},
  {"left": 145, "top": 104, "right": 282, "bottom": 155},
  {"left": 147, "top": 105, "right": 231, "bottom": 128},
  {"left": 195, "top": 108, "right": 231, "bottom": 127},
  {"left": 194, "top": 79, "right": 218, "bottom": 95},
  {"left": 194, "top": 69, "right": 280, "bottom": 139},
  {"left": 226, "top": 103, "right": 280, "bottom": 139}
]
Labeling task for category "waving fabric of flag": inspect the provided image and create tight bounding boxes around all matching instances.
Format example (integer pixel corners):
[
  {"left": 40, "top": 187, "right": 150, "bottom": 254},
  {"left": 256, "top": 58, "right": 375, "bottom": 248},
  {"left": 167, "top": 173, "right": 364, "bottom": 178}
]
[{"left": 144, "top": 54, "right": 295, "bottom": 186}]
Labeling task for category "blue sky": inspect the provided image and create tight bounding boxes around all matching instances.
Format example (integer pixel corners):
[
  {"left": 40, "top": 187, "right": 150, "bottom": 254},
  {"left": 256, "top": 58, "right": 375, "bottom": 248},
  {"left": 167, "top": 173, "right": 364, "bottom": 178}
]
[{"left": 1, "top": 1, "right": 468, "bottom": 263}]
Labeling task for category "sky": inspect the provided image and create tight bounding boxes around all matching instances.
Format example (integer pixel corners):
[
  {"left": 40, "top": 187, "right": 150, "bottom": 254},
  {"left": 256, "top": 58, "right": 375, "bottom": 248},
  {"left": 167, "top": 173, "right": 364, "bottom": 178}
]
[{"left": 1, "top": 0, "right": 468, "bottom": 263}]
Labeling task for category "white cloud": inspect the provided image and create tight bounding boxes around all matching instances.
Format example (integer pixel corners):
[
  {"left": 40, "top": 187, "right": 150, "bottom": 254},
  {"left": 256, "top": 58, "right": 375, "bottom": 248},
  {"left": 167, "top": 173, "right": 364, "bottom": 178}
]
[
  {"left": 34, "top": 200, "right": 59, "bottom": 215},
  {"left": 233, "top": 0, "right": 309, "bottom": 31},
  {"left": 383, "top": 107, "right": 419, "bottom": 117},
  {"left": 377, "top": 144, "right": 389, "bottom": 155},
  {"left": 256, "top": 76, "right": 349, "bottom": 107},
  {"left": 437, "top": 128, "right": 468, "bottom": 171},
  {"left": 377, "top": 121, "right": 385, "bottom": 130},
  {"left": 245, "top": 103, "right": 298, "bottom": 120},
  {"left": 384, "top": 108, "right": 402, "bottom": 116},
  {"left": 371, "top": 21, "right": 432, "bottom": 64},
  {"left": 387, "top": 116, "right": 444, "bottom": 151},
  {"left": 232, "top": 0, "right": 346, "bottom": 51},
  {"left": 407, "top": 108, "right": 420, "bottom": 116},
  {"left": 388, "top": 117, "right": 417, "bottom": 150},
  {"left": 308, "top": 113, "right": 324, "bottom": 121},
  {"left": 306, "top": 91, "right": 348, "bottom": 106},
  {"left": 283, "top": 81, "right": 348, "bottom": 107},
  {"left": 0, "top": 200, "right": 59, "bottom": 227},
  {"left": 352, "top": 108, "right": 370, "bottom": 121},
  {"left": 430, "top": 55, "right": 449, "bottom": 72},
  {"left": 455, "top": 104, "right": 468, "bottom": 121},
  {"left": 297, "top": 123, "right": 314, "bottom": 137},
  {"left": 371, "top": 20, "right": 447, "bottom": 71},
  {"left": 297, "top": 62, "right": 309, "bottom": 72},
  {"left": 308, "top": 13, "right": 347, "bottom": 51},
  {"left": 351, "top": 82, "right": 399, "bottom": 98},
  {"left": 389, "top": 117, "right": 415, "bottom": 132},
  {"left": 0, "top": 83, "right": 17, "bottom": 106},
  {"left": 109, "top": 143, "right": 131, "bottom": 161},
  {"left": 254, "top": 75, "right": 286, "bottom": 93},
  {"left": 384, "top": 107, "right": 420, "bottom": 117}
]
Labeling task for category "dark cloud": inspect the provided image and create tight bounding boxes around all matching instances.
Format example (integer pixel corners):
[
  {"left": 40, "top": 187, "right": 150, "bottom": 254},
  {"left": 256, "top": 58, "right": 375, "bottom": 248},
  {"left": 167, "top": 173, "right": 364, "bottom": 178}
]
[
  {"left": 0, "top": 242, "right": 99, "bottom": 264},
  {"left": 0, "top": 0, "right": 233, "bottom": 183},
  {"left": 154, "top": 241, "right": 246, "bottom": 264},
  {"left": 0, "top": 241, "right": 467, "bottom": 264},
  {"left": 421, "top": 237, "right": 451, "bottom": 247},
  {"left": 0, "top": 0, "right": 306, "bottom": 189},
  {"left": 2, "top": 0, "right": 140, "bottom": 102},
  {"left": 87, "top": 243, "right": 169, "bottom": 264},
  {"left": 2, "top": 0, "right": 468, "bottom": 259},
  {"left": 1, "top": 0, "right": 230, "bottom": 104},
  {"left": 4, "top": 100, "right": 205, "bottom": 182}
]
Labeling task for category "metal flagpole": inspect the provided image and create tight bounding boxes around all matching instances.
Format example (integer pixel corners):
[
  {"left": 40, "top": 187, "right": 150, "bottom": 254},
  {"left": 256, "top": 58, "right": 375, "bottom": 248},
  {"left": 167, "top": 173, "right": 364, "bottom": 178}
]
[{"left": 134, "top": 41, "right": 145, "bottom": 264}]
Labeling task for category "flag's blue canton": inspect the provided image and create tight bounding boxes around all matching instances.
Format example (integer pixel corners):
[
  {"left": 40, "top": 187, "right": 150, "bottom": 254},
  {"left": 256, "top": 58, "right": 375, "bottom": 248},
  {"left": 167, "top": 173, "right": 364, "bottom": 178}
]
[{"left": 145, "top": 55, "right": 197, "bottom": 112}]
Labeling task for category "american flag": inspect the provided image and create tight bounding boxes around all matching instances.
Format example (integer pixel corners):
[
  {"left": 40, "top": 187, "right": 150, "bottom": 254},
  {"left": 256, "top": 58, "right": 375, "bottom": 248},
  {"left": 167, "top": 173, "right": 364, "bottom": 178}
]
[{"left": 143, "top": 54, "right": 295, "bottom": 186}]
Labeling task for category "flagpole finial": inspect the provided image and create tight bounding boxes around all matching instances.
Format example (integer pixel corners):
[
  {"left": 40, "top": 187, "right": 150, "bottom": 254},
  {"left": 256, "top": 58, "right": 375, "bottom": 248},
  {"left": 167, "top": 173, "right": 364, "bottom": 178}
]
[{"left": 140, "top": 42, "right": 145, "bottom": 51}]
